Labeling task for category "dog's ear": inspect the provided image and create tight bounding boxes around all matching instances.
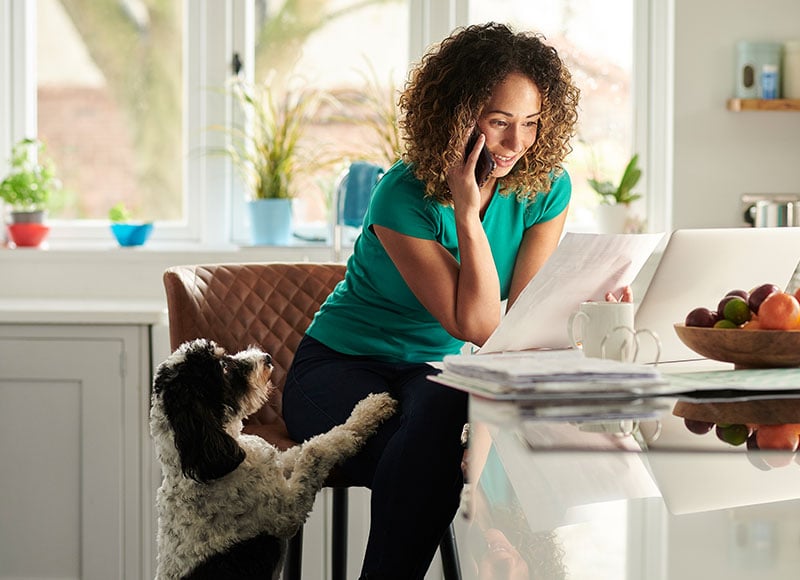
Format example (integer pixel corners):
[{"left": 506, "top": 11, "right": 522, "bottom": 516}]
[
  {"left": 169, "top": 397, "right": 246, "bottom": 483},
  {"left": 156, "top": 342, "right": 246, "bottom": 483}
]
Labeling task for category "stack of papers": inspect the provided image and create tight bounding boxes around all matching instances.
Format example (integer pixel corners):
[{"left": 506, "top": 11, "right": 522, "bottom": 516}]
[{"left": 430, "top": 350, "right": 670, "bottom": 399}]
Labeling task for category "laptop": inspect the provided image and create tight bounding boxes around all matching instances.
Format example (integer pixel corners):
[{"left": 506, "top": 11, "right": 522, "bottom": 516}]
[{"left": 633, "top": 227, "right": 800, "bottom": 364}]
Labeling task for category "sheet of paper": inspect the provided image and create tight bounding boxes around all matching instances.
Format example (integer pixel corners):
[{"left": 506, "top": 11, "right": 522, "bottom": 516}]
[{"left": 480, "top": 232, "right": 664, "bottom": 353}]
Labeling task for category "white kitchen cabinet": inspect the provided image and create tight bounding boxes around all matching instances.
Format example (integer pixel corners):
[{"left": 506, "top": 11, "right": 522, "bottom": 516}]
[{"left": 0, "top": 320, "right": 162, "bottom": 580}]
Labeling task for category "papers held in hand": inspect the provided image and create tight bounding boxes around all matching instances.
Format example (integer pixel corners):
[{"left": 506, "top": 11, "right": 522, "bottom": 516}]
[
  {"left": 479, "top": 232, "right": 664, "bottom": 354},
  {"left": 433, "top": 349, "right": 668, "bottom": 398}
]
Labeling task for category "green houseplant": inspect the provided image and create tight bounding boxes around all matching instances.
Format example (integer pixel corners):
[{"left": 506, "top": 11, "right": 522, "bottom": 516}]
[
  {"left": 587, "top": 153, "right": 643, "bottom": 234},
  {"left": 220, "top": 76, "right": 327, "bottom": 245},
  {"left": 588, "top": 153, "right": 642, "bottom": 206},
  {"left": 0, "top": 138, "right": 62, "bottom": 247},
  {"left": 0, "top": 138, "right": 61, "bottom": 222}
]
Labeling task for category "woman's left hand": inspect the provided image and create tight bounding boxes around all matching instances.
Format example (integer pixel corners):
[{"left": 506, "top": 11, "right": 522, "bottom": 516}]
[{"left": 605, "top": 285, "right": 633, "bottom": 303}]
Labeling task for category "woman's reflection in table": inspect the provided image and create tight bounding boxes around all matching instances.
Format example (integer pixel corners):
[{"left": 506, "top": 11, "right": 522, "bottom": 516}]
[{"left": 464, "top": 423, "right": 566, "bottom": 579}]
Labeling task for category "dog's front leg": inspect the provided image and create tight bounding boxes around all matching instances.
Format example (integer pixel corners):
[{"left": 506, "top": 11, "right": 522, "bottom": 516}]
[{"left": 275, "top": 393, "right": 396, "bottom": 530}]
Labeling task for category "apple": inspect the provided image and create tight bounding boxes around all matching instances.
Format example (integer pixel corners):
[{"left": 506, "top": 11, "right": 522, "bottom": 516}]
[
  {"left": 725, "top": 289, "right": 750, "bottom": 301},
  {"left": 684, "top": 418, "right": 714, "bottom": 434},
  {"left": 685, "top": 307, "right": 717, "bottom": 328},
  {"left": 749, "top": 283, "right": 780, "bottom": 314}
]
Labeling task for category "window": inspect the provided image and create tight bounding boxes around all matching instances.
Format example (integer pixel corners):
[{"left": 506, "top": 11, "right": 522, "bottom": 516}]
[
  {"left": 1, "top": 0, "right": 646, "bottom": 246},
  {"left": 232, "top": 0, "right": 412, "bottom": 245},
  {"left": 37, "top": 0, "right": 185, "bottom": 224}
]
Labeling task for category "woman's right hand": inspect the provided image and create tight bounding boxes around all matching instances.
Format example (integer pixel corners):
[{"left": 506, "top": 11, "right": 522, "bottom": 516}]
[{"left": 446, "top": 132, "right": 486, "bottom": 215}]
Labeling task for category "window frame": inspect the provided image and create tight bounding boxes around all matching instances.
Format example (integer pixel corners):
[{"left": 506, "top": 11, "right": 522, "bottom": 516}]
[{"left": 0, "top": 0, "right": 667, "bottom": 248}]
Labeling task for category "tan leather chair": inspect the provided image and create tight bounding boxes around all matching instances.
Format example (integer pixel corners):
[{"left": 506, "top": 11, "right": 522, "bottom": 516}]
[{"left": 162, "top": 262, "right": 462, "bottom": 580}]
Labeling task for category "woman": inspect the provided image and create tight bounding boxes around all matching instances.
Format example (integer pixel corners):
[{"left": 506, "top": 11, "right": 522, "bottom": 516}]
[{"left": 283, "top": 22, "right": 580, "bottom": 579}]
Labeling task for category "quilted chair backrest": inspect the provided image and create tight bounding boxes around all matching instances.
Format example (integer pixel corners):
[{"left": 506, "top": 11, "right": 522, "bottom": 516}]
[{"left": 162, "top": 262, "right": 346, "bottom": 447}]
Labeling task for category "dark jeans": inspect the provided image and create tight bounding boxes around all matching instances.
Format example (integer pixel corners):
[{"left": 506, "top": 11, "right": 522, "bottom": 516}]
[{"left": 283, "top": 334, "right": 468, "bottom": 580}]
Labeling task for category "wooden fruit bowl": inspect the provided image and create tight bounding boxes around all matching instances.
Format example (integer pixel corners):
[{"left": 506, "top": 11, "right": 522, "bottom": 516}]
[
  {"left": 673, "top": 399, "right": 800, "bottom": 425},
  {"left": 674, "top": 323, "right": 800, "bottom": 369}
]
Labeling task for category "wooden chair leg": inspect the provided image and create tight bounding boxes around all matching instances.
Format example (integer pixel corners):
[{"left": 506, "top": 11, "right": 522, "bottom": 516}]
[
  {"left": 439, "top": 522, "right": 462, "bottom": 580},
  {"left": 331, "top": 487, "right": 349, "bottom": 580},
  {"left": 284, "top": 525, "right": 303, "bottom": 580}
]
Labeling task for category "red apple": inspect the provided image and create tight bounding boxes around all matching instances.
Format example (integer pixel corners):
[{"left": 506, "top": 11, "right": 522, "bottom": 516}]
[
  {"left": 685, "top": 307, "right": 717, "bottom": 328},
  {"left": 749, "top": 283, "right": 781, "bottom": 314},
  {"left": 725, "top": 289, "right": 750, "bottom": 301}
]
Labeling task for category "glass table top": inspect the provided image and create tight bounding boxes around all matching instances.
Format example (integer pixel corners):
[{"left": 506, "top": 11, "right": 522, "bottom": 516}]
[{"left": 457, "top": 394, "right": 800, "bottom": 580}]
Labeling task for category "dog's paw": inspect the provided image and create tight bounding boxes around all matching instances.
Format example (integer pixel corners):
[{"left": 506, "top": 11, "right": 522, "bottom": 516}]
[{"left": 344, "top": 392, "right": 397, "bottom": 435}]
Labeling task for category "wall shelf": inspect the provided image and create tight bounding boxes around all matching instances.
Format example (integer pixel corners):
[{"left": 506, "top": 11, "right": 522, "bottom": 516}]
[{"left": 727, "top": 98, "right": 800, "bottom": 111}]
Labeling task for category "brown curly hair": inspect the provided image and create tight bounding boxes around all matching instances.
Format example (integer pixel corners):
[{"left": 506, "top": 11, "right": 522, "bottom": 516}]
[{"left": 399, "top": 22, "right": 579, "bottom": 203}]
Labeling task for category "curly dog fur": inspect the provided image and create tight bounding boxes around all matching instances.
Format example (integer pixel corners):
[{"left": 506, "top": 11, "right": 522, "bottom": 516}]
[{"left": 150, "top": 338, "right": 396, "bottom": 579}]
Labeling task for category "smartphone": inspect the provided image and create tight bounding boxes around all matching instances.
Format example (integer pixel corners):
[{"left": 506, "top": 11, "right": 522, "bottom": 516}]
[{"left": 465, "top": 130, "right": 496, "bottom": 187}]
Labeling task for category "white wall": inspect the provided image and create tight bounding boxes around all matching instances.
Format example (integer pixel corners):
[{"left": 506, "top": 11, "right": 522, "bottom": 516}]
[{"left": 672, "top": 0, "right": 800, "bottom": 229}]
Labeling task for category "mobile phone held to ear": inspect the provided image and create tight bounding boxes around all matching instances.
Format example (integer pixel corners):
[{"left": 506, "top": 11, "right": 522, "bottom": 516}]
[{"left": 465, "top": 130, "right": 496, "bottom": 187}]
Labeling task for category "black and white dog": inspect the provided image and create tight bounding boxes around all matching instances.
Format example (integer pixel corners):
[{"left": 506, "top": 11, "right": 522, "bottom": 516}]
[{"left": 150, "top": 338, "right": 396, "bottom": 579}]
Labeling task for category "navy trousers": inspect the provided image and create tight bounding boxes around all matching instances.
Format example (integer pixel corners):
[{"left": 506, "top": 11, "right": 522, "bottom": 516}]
[{"left": 283, "top": 335, "right": 468, "bottom": 580}]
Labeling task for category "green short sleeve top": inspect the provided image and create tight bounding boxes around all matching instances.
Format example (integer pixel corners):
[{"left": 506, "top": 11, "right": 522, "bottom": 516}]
[{"left": 306, "top": 161, "right": 571, "bottom": 363}]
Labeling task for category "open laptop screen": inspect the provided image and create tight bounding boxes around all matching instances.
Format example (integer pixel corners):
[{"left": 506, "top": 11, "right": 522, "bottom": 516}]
[{"left": 634, "top": 227, "right": 800, "bottom": 363}]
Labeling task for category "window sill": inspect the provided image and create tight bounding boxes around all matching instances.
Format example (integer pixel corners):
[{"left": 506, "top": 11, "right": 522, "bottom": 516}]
[
  {"left": 0, "top": 240, "right": 349, "bottom": 302},
  {"left": 0, "top": 238, "right": 340, "bottom": 257}
]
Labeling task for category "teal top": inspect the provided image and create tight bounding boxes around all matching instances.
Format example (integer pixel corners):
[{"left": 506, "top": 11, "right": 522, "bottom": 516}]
[{"left": 307, "top": 161, "right": 571, "bottom": 363}]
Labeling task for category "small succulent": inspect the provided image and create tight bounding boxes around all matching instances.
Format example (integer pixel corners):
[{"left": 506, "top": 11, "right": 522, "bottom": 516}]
[{"left": 109, "top": 202, "right": 133, "bottom": 223}]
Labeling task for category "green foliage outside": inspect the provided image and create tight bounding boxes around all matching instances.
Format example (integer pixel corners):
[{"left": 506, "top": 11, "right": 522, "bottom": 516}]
[
  {"left": 332, "top": 63, "right": 404, "bottom": 168},
  {"left": 46, "top": 0, "right": 399, "bottom": 220}
]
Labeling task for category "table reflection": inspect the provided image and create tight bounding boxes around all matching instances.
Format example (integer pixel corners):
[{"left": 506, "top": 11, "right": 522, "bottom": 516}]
[{"left": 459, "top": 395, "right": 800, "bottom": 579}]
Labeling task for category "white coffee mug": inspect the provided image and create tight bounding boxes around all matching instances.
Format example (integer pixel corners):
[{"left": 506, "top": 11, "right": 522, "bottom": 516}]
[
  {"left": 568, "top": 302, "right": 636, "bottom": 361},
  {"left": 599, "top": 325, "right": 662, "bottom": 364},
  {"left": 568, "top": 301, "right": 661, "bottom": 363}
]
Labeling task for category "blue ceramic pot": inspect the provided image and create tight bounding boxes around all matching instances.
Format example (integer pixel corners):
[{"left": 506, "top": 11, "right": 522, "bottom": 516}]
[
  {"left": 248, "top": 198, "right": 292, "bottom": 245},
  {"left": 111, "top": 222, "right": 154, "bottom": 247}
]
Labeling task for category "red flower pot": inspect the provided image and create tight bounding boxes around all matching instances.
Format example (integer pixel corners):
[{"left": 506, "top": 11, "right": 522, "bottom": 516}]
[{"left": 7, "top": 223, "right": 50, "bottom": 247}]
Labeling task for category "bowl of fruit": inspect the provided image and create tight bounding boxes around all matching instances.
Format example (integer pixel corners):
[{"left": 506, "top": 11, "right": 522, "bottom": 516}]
[
  {"left": 674, "top": 399, "right": 800, "bottom": 469},
  {"left": 675, "top": 283, "right": 800, "bottom": 368}
]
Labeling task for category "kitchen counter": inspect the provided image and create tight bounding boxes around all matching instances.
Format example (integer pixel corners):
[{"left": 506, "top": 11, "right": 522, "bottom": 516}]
[{"left": 0, "top": 298, "right": 167, "bottom": 325}]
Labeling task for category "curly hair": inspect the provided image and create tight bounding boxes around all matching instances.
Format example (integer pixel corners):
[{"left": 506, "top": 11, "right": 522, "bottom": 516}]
[{"left": 399, "top": 22, "right": 579, "bottom": 203}]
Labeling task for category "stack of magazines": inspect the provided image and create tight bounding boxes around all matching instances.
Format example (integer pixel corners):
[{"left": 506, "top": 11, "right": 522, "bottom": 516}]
[{"left": 429, "top": 349, "right": 670, "bottom": 400}]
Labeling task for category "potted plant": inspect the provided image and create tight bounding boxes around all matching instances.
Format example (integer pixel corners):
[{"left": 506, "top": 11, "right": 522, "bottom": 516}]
[
  {"left": 588, "top": 153, "right": 643, "bottom": 234},
  {"left": 0, "top": 137, "right": 62, "bottom": 247},
  {"left": 109, "top": 202, "right": 154, "bottom": 247},
  {"left": 220, "top": 76, "right": 327, "bottom": 245}
]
